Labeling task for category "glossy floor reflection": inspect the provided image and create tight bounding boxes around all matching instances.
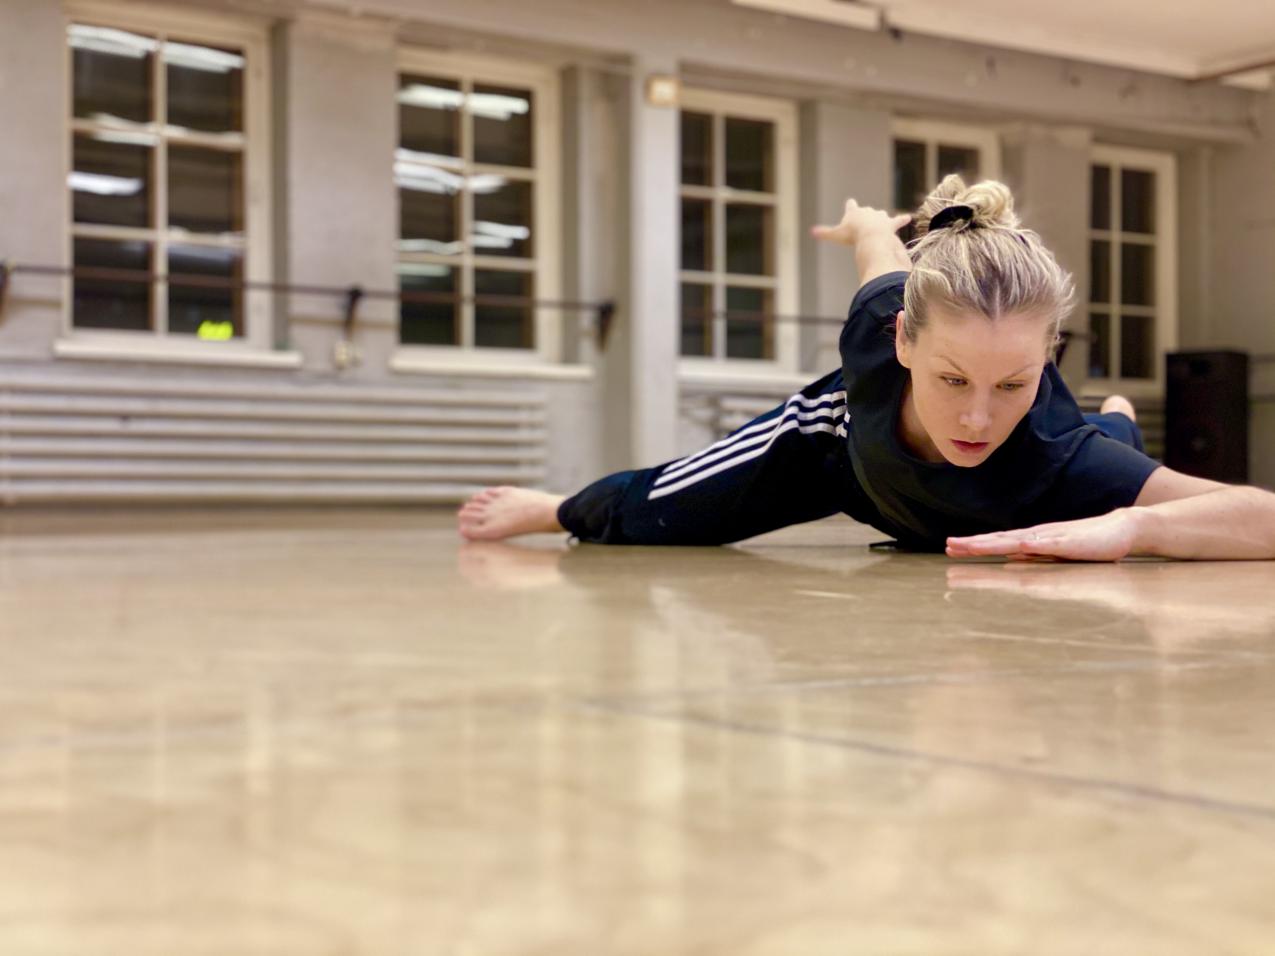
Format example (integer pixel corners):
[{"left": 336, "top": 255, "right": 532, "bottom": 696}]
[{"left": 2, "top": 508, "right": 1275, "bottom": 954}]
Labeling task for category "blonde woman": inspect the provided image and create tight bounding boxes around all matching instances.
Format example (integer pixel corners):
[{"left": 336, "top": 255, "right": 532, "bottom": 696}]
[{"left": 459, "top": 176, "right": 1275, "bottom": 562}]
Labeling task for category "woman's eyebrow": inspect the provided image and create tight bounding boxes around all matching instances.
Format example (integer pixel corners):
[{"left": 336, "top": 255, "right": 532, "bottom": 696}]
[{"left": 936, "top": 355, "right": 1035, "bottom": 379}]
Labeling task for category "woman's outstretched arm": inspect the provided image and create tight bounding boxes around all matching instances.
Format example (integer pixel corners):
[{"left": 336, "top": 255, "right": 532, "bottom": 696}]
[
  {"left": 812, "top": 199, "right": 912, "bottom": 288},
  {"left": 946, "top": 468, "right": 1275, "bottom": 561}
]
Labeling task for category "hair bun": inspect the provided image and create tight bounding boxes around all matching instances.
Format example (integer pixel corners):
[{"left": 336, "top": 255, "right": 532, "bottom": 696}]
[{"left": 915, "top": 175, "right": 1019, "bottom": 236}]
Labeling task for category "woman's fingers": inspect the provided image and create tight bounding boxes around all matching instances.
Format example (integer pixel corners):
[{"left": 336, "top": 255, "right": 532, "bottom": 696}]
[
  {"left": 811, "top": 223, "right": 852, "bottom": 245},
  {"left": 890, "top": 213, "right": 912, "bottom": 233},
  {"left": 947, "top": 529, "right": 1063, "bottom": 557}
]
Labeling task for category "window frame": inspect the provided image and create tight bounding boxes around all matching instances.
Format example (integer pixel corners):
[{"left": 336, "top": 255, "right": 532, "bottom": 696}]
[
  {"left": 889, "top": 117, "right": 1002, "bottom": 219},
  {"left": 677, "top": 86, "right": 799, "bottom": 378},
  {"left": 61, "top": 0, "right": 273, "bottom": 358},
  {"left": 1084, "top": 144, "right": 1178, "bottom": 399},
  {"left": 393, "top": 48, "right": 562, "bottom": 368}
]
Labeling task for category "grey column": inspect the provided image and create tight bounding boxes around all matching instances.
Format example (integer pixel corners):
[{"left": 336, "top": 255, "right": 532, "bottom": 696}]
[
  {"left": 276, "top": 13, "right": 398, "bottom": 378},
  {"left": 601, "top": 54, "right": 680, "bottom": 471},
  {"left": 799, "top": 101, "right": 891, "bottom": 372},
  {"left": 0, "top": 0, "right": 68, "bottom": 356},
  {"left": 1208, "top": 89, "right": 1275, "bottom": 488},
  {"left": 1001, "top": 125, "right": 1092, "bottom": 385}
]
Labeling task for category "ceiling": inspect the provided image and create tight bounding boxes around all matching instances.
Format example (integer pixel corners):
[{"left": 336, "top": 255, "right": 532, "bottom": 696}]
[{"left": 732, "top": 0, "right": 1275, "bottom": 86}]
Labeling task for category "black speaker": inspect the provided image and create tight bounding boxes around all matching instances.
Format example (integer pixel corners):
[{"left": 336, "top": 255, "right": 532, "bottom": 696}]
[{"left": 1165, "top": 351, "right": 1249, "bottom": 483}]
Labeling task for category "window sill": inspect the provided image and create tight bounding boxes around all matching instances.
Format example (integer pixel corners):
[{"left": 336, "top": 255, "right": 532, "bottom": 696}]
[
  {"left": 1077, "top": 382, "right": 1165, "bottom": 402},
  {"left": 54, "top": 339, "right": 303, "bottom": 369},
  {"left": 678, "top": 365, "right": 811, "bottom": 393},
  {"left": 390, "top": 353, "right": 594, "bottom": 382}
]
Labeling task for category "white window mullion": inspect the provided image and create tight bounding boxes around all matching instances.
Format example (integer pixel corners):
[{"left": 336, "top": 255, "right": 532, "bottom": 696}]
[
  {"left": 1086, "top": 145, "right": 1177, "bottom": 398},
  {"left": 712, "top": 112, "right": 726, "bottom": 360},
  {"left": 154, "top": 31, "right": 170, "bottom": 337},
  {"left": 677, "top": 87, "right": 797, "bottom": 375},
  {"left": 460, "top": 75, "right": 475, "bottom": 349},
  {"left": 64, "top": 3, "right": 270, "bottom": 356}
]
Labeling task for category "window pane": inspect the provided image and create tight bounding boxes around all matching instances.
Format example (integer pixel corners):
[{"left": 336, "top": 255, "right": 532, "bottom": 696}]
[
  {"left": 1091, "top": 164, "right": 1111, "bottom": 230},
  {"left": 680, "top": 112, "right": 712, "bottom": 186},
  {"left": 472, "top": 84, "right": 533, "bottom": 168},
  {"left": 724, "top": 117, "right": 774, "bottom": 192},
  {"left": 1121, "top": 169, "right": 1155, "bottom": 234},
  {"left": 680, "top": 283, "right": 712, "bottom": 357},
  {"left": 725, "top": 203, "right": 773, "bottom": 276},
  {"left": 894, "top": 140, "right": 926, "bottom": 212},
  {"left": 398, "top": 75, "right": 462, "bottom": 161},
  {"left": 399, "top": 185, "right": 459, "bottom": 255},
  {"left": 681, "top": 198, "right": 712, "bottom": 272},
  {"left": 474, "top": 269, "right": 533, "bottom": 349},
  {"left": 70, "top": 24, "right": 153, "bottom": 123},
  {"left": 168, "top": 244, "right": 243, "bottom": 338},
  {"left": 73, "top": 237, "right": 152, "bottom": 331},
  {"left": 1120, "top": 314, "right": 1155, "bottom": 380},
  {"left": 165, "top": 40, "right": 243, "bottom": 134},
  {"left": 72, "top": 134, "right": 152, "bottom": 228},
  {"left": 472, "top": 179, "right": 533, "bottom": 258},
  {"left": 168, "top": 145, "right": 243, "bottom": 234},
  {"left": 1088, "top": 312, "right": 1110, "bottom": 379},
  {"left": 725, "top": 286, "right": 773, "bottom": 360},
  {"left": 1120, "top": 243, "right": 1155, "bottom": 306},
  {"left": 937, "top": 144, "right": 979, "bottom": 181},
  {"left": 400, "top": 264, "right": 459, "bottom": 345},
  {"left": 1089, "top": 239, "right": 1110, "bottom": 304}
]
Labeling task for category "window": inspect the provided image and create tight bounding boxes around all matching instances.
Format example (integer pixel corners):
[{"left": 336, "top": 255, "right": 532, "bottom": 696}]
[
  {"left": 890, "top": 119, "right": 1000, "bottom": 244},
  {"left": 395, "top": 51, "right": 560, "bottom": 362},
  {"left": 678, "top": 89, "right": 798, "bottom": 371},
  {"left": 65, "top": 5, "right": 270, "bottom": 350},
  {"left": 1087, "top": 146, "right": 1177, "bottom": 394}
]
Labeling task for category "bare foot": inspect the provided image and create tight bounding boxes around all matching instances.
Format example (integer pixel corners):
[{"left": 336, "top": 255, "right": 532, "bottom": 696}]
[
  {"left": 1100, "top": 394, "right": 1136, "bottom": 422},
  {"left": 457, "top": 486, "right": 567, "bottom": 541}
]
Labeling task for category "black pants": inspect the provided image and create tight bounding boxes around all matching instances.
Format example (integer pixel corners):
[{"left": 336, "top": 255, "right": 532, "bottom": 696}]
[
  {"left": 556, "top": 369, "right": 1145, "bottom": 546},
  {"left": 556, "top": 370, "right": 879, "bottom": 544}
]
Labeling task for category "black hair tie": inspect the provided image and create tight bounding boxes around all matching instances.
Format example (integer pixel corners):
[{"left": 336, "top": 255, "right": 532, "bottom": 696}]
[{"left": 929, "top": 204, "right": 976, "bottom": 232}]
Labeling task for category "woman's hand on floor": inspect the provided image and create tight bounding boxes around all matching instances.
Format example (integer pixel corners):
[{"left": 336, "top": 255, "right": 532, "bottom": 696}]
[{"left": 945, "top": 510, "right": 1140, "bottom": 562}]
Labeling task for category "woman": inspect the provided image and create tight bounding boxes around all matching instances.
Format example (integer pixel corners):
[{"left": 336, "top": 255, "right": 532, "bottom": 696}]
[{"left": 459, "top": 176, "right": 1275, "bottom": 562}]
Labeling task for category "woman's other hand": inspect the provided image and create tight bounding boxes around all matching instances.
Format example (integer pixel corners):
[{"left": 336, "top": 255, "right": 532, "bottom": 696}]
[{"left": 812, "top": 199, "right": 911, "bottom": 248}]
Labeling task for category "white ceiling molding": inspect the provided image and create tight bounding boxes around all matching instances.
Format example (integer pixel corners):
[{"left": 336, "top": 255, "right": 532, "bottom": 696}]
[
  {"left": 731, "top": 0, "right": 880, "bottom": 31},
  {"left": 731, "top": 0, "right": 1272, "bottom": 88}
]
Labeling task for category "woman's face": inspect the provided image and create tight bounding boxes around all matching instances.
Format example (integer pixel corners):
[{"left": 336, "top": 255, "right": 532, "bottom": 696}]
[{"left": 894, "top": 305, "right": 1051, "bottom": 467}]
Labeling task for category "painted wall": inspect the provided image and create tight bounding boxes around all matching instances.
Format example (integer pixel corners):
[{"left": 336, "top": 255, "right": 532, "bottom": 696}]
[
  {"left": 1204, "top": 89, "right": 1275, "bottom": 488},
  {"left": 0, "top": 0, "right": 68, "bottom": 358},
  {"left": 275, "top": 14, "right": 400, "bottom": 378},
  {"left": 3, "top": 0, "right": 1273, "bottom": 493}
]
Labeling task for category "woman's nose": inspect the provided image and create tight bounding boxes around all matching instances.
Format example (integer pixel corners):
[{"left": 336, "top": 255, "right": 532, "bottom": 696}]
[{"left": 959, "top": 400, "right": 991, "bottom": 432}]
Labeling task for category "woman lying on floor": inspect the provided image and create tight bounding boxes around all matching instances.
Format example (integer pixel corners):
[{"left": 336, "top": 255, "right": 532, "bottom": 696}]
[{"left": 458, "top": 175, "right": 1275, "bottom": 562}]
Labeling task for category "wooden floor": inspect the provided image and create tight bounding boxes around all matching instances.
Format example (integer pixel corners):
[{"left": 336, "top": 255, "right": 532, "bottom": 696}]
[{"left": 2, "top": 507, "right": 1274, "bottom": 954}]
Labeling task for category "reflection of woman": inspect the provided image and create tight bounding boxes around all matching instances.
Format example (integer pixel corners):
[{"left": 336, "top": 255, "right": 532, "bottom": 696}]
[{"left": 460, "top": 176, "right": 1275, "bottom": 562}]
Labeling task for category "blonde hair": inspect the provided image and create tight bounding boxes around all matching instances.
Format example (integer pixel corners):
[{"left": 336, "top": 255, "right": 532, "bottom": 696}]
[{"left": 902, "top": 175, "right": 1074, "bottom": 358}]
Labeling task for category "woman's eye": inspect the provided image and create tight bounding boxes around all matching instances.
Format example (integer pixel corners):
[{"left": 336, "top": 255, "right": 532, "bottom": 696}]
[
  {"left": 1000, "top": 382, "right": 1024, "bottom": 392},
  {"left": 942, "top": 376, "right": 966, "bottom": 387}
]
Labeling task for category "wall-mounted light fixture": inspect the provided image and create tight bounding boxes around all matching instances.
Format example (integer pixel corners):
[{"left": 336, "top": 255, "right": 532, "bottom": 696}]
[{"left": 645, "top": 74, "right": 681, "bottom": 108}]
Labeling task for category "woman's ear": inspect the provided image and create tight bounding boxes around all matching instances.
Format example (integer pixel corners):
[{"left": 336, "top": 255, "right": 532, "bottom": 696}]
[{"left": 894, "top": 311, "right": 913, "bottom": 369}]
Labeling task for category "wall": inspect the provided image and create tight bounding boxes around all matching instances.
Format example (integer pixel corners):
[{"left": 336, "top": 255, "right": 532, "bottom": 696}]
[
  {"left": 1000, "top": 125, "right": 1093, "bottom": 386},
  {"left": 4, "top": 0, "right": 1273, "bottom": 493},
  {"left": 0, "top": 0, "right": 68, "bottom": 358},
  {"left": 276, "top": 13, "right": 399, "bottom": 378},
  {"left": 1206, "top": 88, "right": 1275, "bottom": 488}
]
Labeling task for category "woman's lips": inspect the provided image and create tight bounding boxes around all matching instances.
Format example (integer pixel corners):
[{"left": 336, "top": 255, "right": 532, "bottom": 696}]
[{"left": 952, "top": 440, "right": 989, "bottom": 455}]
